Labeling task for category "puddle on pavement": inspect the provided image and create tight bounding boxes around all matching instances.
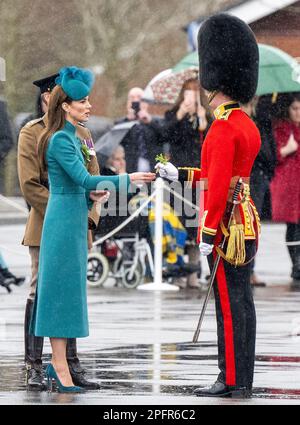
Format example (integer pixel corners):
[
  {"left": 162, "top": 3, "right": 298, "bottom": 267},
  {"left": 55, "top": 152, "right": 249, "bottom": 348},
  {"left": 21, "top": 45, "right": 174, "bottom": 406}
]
[{"left": 0, "top": 343, "right": 299, "bottom": 400}]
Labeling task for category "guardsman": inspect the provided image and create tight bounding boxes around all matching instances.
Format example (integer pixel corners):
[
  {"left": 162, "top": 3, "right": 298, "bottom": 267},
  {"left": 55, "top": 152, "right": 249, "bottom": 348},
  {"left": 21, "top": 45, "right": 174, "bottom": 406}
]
[
  {"left": 17, "top": 74, "right": 100, "bottom": 390},
  {"left": 156, "top": 14, "right": 261, "bottom": 398}
]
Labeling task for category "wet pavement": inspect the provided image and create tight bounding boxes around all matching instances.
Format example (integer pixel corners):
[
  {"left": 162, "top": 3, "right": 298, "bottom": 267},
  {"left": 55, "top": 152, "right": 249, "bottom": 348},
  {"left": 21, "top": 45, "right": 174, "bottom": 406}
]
[{"left": 0, "top": 223, "right": 300, "bottom": 404}]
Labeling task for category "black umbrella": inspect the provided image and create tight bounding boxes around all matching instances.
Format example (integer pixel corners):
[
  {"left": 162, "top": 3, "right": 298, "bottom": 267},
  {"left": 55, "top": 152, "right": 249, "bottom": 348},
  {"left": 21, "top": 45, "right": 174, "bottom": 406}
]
[
  {"left": 94, "top": 120, "right": 138, "bottom": 168},
  {"left": 85, "top": 115, "right": 113, "bottom": 142}
]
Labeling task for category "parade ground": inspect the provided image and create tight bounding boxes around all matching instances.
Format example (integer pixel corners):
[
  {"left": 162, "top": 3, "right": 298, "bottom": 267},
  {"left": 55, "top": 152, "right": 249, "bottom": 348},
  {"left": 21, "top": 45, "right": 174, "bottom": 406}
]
[{"left": 0, "top": 222, "right": 300, "bottom": 405}]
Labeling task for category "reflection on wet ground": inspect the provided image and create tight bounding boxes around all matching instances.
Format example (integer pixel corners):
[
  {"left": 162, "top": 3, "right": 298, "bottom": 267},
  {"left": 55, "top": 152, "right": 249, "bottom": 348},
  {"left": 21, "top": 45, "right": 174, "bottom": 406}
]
[{"left": 0, "top": 284, "right": 300, "bottom": 404}]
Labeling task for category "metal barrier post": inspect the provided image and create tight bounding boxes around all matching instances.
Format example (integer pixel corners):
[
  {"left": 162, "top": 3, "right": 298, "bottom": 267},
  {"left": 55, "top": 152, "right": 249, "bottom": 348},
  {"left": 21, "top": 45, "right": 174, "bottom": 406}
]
[{"left": 138, "top": 178, "right": 178, "bottom": 291}]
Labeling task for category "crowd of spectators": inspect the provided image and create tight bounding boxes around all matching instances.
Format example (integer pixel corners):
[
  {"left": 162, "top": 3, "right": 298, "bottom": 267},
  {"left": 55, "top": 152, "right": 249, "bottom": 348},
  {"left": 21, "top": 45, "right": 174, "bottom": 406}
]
[
  {"left": 98, "top": 84, "right": 300, "bottom": 288},
  {"left": 1, "top": 77, "right": 300, "bottom": 288}
]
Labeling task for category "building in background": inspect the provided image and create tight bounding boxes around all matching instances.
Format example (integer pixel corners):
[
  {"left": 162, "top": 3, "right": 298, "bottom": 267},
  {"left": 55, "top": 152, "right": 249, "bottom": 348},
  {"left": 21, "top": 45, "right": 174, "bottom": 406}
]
[{"left": 185, "top": 0, "right": 300, "bottom": 58}]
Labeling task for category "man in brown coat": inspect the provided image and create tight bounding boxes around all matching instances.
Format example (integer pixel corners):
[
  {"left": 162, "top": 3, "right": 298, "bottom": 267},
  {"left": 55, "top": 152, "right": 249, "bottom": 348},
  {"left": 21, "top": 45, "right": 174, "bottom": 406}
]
[{"left": 17, "top": 74, "right": 101, "bottom": 390}]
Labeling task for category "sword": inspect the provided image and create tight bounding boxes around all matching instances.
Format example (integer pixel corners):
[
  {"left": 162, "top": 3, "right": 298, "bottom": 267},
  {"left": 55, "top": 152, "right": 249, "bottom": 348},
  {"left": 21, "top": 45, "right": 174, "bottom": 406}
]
[{"left": 192, "top": 178, "right": 243, "bottom": 343}]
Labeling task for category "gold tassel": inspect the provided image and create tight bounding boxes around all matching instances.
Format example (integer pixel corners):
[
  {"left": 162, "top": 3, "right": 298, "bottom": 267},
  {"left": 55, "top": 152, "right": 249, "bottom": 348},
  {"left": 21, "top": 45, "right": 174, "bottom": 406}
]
[{"left": 226, "top": 222, "right": 246, "bottom": 266}]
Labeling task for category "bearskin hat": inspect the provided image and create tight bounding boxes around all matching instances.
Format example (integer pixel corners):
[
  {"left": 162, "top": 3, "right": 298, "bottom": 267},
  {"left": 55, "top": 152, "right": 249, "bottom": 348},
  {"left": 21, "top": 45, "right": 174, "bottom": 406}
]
[{"left": 198, "top": 13, "right": 259, "bottom": 103}]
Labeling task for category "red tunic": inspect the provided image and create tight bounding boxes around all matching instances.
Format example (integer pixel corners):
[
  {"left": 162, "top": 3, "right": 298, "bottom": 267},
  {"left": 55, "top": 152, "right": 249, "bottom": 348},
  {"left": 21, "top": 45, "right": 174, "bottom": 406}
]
[
  {"left": 178, "top": 102, "right": 261, "bottom": 245},
  {"left": 270, "top": 119, "right": 300, "bottom": 223}
]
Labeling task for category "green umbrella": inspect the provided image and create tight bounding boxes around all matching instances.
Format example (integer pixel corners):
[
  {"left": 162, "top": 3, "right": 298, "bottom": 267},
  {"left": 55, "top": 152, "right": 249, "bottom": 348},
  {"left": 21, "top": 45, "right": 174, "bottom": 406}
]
[
  {"left": 257, "top": 44, "right": 300, "bottom": 95},
  {"left": 172, "top": 44, "right": 300, "bottom": 96},
  {"left": 173, "top": 51, "right": 198, "bottom": 73}
]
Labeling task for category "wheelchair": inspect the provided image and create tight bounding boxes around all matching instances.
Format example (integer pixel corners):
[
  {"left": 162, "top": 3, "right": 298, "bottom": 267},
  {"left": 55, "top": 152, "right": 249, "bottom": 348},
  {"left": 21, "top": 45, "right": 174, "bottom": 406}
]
[
  {"left": 87, "top": 200, "right": 154, "bottom": 289},
  {"left": 86, "top": 191, "right": 201, "bottom": 289}
]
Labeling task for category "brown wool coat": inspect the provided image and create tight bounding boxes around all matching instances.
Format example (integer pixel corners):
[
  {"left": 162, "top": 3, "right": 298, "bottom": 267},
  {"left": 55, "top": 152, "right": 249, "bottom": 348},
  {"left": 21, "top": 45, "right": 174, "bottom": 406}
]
[{"left": 17, "top": 114, "right": 100, "bottom": 247}]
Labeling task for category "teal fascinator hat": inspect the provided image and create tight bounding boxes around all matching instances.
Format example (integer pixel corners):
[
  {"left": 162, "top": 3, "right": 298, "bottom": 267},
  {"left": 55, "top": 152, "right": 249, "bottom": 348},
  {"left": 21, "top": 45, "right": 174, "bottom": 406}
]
[{"left": 55, "top": 66, "right": 95, "bottom": 100}]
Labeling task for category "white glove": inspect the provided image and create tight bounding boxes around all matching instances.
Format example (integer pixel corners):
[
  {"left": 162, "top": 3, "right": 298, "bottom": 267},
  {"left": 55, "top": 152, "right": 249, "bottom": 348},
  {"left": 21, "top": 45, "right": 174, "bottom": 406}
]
[
  {"left": 155, "top": 162, "right": 179, "bottom": 181},
  {"left": 199, "top": 242, "right": 213, "bottom": 256}
]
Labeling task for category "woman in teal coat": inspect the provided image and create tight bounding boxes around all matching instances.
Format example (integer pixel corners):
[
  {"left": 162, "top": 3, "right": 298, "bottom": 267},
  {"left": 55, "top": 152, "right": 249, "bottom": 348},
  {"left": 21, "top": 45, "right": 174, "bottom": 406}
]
[{"left": 30, "top": 66, "right": 155, "bottom": 392}]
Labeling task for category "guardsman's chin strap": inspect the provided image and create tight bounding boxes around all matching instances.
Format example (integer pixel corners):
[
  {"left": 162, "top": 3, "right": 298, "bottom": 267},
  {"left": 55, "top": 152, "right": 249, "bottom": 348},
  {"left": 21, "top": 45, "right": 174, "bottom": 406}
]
[{"left": 207, "top": 90, "right": 218, "bottom": 104}]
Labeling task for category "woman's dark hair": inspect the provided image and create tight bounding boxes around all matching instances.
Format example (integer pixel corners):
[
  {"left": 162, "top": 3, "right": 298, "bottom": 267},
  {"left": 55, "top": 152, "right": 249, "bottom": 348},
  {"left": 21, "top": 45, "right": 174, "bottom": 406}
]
[
  {"left": 173, "top": 78, "right": 200, "bottom": 112},
  {"left": 274, "top": 92, "right": 300, "bottom": 120},
  {"left": 255, "top": 95, "right": 277, "bottom": 125},
  {"left": 37, "top": 85, "right": 72, "bottom": 173},
  {"left": 36, "top": 94, "right": 43, "bottom": 119}
]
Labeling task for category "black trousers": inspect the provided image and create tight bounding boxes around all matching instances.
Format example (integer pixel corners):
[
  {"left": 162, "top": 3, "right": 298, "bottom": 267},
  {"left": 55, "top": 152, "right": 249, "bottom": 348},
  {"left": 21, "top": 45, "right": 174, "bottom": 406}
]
[
  {"left": 208, "top": 241, "right": 256, "bottom": 388},
  {"left": 286, "top": 222, "right": 300, "bottom": 279}
]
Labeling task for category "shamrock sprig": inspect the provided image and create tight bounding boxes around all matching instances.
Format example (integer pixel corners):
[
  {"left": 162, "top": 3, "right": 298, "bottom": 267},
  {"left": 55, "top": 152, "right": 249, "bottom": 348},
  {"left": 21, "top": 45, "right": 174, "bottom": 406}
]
[
  {"left": 155, "top": 153, "right": 168, "bottom": 165},
  {"left": 81, "top": 144, "right": 91, "bottom": 165},
  {"left": 155, "top": 153, "right": 168, "bottom": 173}
]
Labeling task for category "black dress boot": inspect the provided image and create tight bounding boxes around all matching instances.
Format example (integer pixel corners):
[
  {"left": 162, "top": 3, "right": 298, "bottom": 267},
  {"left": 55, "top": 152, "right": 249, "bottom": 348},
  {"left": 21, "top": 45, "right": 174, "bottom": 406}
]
[
  {"left": 193, "top": 381, "right": 251, "bottom": 398},
  {"left": 286, "top": 223, "right": 300, "bottom": 280},
  {"left": 0, "top": 267, "right": 25, "bottom": 286},
  {"left": 292, "top": 246, "right": 300, "bottom": 278},
  {"left": 24, "top": 299, "right": 45, "bottom": 391},
  {"left": 287, "top": 245, "right": 297, "bottom": 278},
  {"left": 291, "top": 247, "right": 300, "bottom": 289},
  {"left": 66, "top": 338, "right": 100, "bottom": 390},
  {"left": 0, "top": 269, "right": 14, "bottom": 293},
  {"left": 288, "top": 226, "right": 300, "bottom": 287}
]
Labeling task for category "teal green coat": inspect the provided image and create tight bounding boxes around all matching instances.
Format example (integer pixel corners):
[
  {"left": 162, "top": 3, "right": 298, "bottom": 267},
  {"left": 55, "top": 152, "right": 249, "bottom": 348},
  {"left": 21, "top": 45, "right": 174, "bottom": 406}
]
[{"left": 31, "top": 120, "right": 129, "bottom": 338}]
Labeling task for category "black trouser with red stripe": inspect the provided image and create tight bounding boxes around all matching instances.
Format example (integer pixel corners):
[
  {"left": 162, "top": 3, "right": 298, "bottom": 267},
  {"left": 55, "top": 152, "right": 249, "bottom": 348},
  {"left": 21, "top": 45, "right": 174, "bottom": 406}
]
[{"left": 207, "top": 241, "right": 256, "bottom": 388}]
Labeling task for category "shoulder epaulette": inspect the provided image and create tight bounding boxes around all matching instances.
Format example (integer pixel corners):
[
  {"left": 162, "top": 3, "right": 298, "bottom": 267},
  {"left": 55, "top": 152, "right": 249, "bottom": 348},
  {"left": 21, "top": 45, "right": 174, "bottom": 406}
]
[
  {"left": 214, "top": 102, "right": 240, "bottom": 121},
  {"left": 219, "top": 110, "right": 233, "bottom": 120},
  {"left": 24, "top": 117, "right": 44, "bottom": 128}
]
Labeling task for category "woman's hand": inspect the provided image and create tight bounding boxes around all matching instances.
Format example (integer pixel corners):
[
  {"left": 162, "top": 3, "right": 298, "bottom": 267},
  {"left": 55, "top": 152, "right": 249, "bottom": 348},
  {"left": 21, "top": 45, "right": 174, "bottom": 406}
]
[
  {"left": 129, "top": 172, "right": 156, "bottom": 184},
  {"left": 177, "top": 90, "right": 197, "bottom": 120},
  {"left": 197, "top": 104, "right": 208, "bottom": 131},
  {"left": 177, "top": 100, "right": 196, "bottom": 120},
  {"left": 280, "top": 133, "right": 298, "bottom": 157},
  {"left": 176, "top": 102, "right": 191, "bottom": 120},
  {"left": 197, "top": 104, "right": 206, "bottom": 119},
  {"left": 89, "top": 190, "right": 110, "bottom": 203}
]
